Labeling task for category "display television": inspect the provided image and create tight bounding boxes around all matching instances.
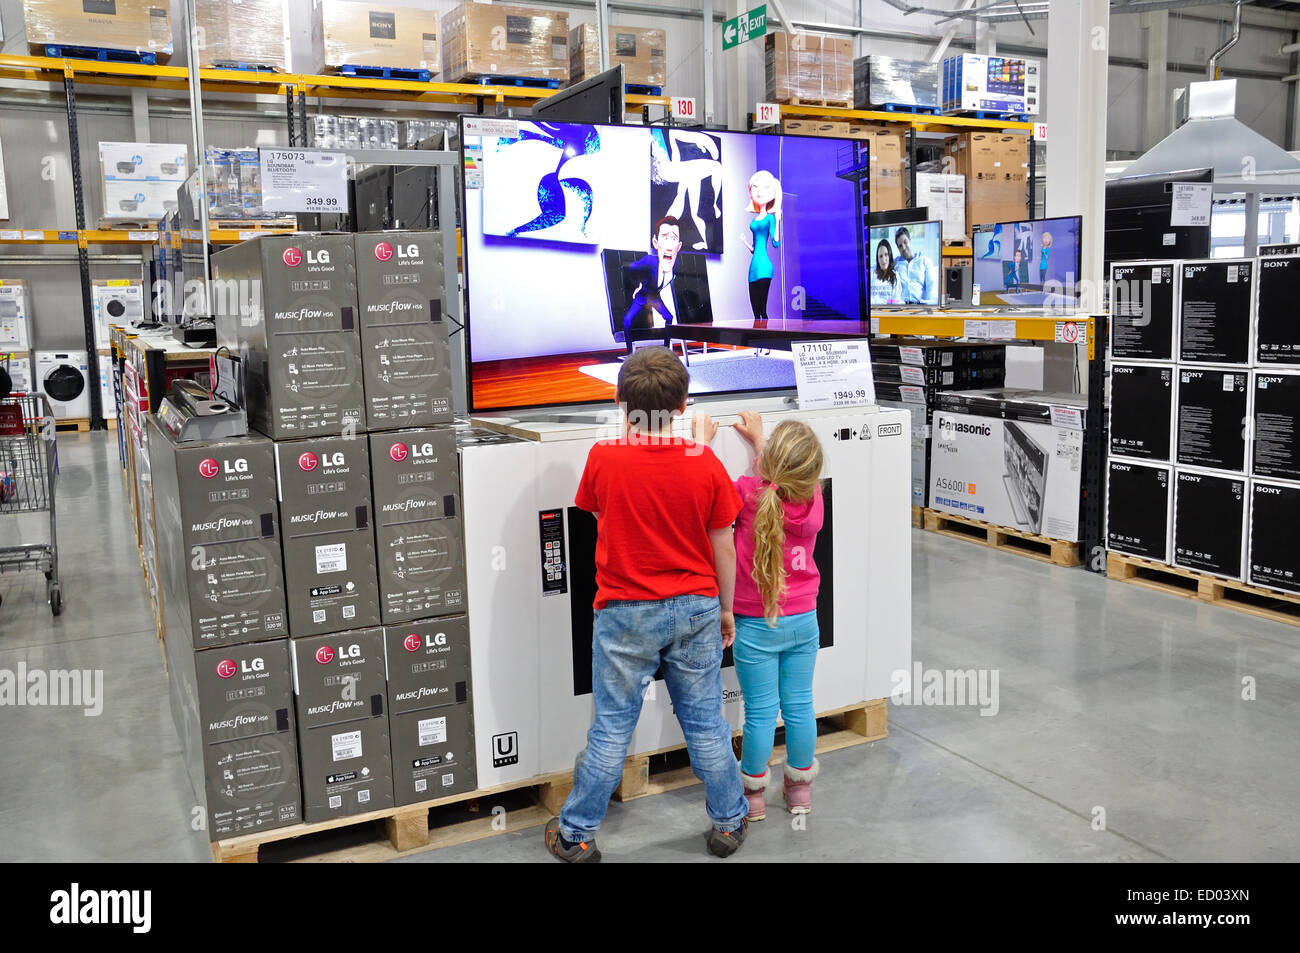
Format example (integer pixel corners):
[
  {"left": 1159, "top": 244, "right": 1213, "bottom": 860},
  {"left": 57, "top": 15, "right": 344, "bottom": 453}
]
[
  {"left": 973, "top": 215, "right": 1082, "bottom": 307},
  {"left": 869, "top": 220, "right": 941, "bottom": 307}
]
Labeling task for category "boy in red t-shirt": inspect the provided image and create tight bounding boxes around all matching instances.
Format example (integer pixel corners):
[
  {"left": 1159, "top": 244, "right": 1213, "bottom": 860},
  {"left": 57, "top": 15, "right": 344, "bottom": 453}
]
[{"left": 544, "top": 347, "right": 749, "bottom": 862}]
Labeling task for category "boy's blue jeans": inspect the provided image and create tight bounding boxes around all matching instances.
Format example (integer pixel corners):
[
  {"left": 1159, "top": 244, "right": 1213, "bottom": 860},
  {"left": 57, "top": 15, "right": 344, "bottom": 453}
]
[
  {"left": 732, "top": 610, "right": 819, "bottom": 777},
  {"left": 558, "top": 594, "right": 748, "bottom": 843}
]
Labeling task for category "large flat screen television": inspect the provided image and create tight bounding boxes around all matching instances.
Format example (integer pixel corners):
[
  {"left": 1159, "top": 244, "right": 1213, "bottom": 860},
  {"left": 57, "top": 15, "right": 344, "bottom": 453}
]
[
  {"left": 869, "top": 220, "right": 941, "bottom": 307},
  {"left": 1104, "top": 168, "right": 1212, "bottom": 263},
  {"left": 460, "top": 118, "right": 868, "bottom": 413},
  {"left": 973, "top": 215, "right": 1082, "bottom": 308}
]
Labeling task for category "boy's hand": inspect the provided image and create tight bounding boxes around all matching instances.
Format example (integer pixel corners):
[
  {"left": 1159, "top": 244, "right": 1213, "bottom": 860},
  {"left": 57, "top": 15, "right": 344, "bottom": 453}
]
[
  {"left": 720, "top": 610, "right": 736, "bottom": 648},
  {"left": 734, "top": 410, "right": 765, "bottom": 453},
  {"left": 692, "top": 413, "right": 718, "bottom": 445}
]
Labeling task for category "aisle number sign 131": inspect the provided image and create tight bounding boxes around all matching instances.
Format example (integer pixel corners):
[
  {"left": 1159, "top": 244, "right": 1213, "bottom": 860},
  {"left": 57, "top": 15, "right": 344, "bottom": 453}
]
[{"left": 723, "top": 4, "right": 767, "bottom": 51}]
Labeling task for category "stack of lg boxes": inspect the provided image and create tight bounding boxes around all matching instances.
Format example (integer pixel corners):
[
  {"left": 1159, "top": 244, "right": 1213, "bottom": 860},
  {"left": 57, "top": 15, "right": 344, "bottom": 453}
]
[
  {"left": 149, "top": 230, "right": 472, "bottom": 845},
  {"left": 1107, "top": 257, "right": 1300, "bottom": 597},
  {"left": 870, "top": 340, "right": 1008, "bottom": 507}
]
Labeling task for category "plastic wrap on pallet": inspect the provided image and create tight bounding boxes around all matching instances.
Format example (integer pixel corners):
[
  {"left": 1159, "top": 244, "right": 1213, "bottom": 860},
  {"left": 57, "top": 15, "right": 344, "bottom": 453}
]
[
  {"left": 320, "top": 0, "right": 440, "bottom": 73},
  {"left": 440, "top": 2, "right": 569, "bottom": 83},
  {"left": 23, "top": 0, "right": 173, "bottom": 57},
  {"left": 196, "top": 0, "right": 286, "bottom": 71},
  {"left": 403, "top": 118, "right": 457, "bottom": 149},
  {"left": 853, "top": 55, "right": 939, "bottom": 110},
  {"left": 764, "top": 32, "right": 852, "bottom": 105},
  {"left": 568, "top": 24, "right": 666, "bottom": 88}
]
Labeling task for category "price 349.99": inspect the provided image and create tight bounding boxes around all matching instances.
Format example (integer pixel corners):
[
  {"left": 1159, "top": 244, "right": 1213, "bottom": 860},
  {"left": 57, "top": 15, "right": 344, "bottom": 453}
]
[{"left": 305, "top": 196, "right": 339, "bottom": 207}]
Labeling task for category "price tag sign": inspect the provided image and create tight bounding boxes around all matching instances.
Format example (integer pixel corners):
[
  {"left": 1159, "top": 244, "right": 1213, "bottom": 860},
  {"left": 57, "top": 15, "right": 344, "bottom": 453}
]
[
  {"left": 260, "top": 149, "right": 348, "bottom": 214},
  {"left": 1033, "top": 122, "right": 1048, "bottom": 142},
  {"left": 1170, "top": 182, "right": 1211, "bottom": 227},
  {"left": 791, "top": 340, "right": 876, "bottom": 410},
  {"left": 754, "top": 102, "right": 780, "bottom": 126},
  {"left": 671, "top": 96, "right": 697, "bottom": 121}
]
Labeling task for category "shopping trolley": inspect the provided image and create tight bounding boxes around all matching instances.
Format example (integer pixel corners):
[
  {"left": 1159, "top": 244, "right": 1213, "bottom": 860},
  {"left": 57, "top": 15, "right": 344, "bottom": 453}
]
[{"left": 0, "top": 392, "right": 61, "bottom": 615}]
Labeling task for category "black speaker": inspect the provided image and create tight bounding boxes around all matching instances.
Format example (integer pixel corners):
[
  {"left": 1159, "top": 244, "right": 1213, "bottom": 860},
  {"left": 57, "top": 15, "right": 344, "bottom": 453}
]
[{"left": 944, "top": 265, "right": 972, "bottom": 306}]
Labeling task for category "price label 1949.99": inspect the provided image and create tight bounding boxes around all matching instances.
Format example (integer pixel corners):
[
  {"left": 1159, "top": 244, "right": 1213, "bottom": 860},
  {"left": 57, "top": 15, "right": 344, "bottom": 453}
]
[{"left": 791, "top": 340, "right": 876, "bottom": 410}]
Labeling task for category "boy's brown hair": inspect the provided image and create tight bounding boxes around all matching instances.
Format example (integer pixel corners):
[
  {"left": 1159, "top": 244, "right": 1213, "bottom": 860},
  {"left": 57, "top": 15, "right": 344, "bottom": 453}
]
[{"left": 617, "top": 347, "right": 689, "bottom": 429}]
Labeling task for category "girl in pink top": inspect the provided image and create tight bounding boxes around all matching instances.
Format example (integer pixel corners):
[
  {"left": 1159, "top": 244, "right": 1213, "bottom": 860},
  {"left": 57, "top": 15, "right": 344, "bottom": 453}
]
[{"left": 693, "top": 410, "right": 825, "bottom": 820}]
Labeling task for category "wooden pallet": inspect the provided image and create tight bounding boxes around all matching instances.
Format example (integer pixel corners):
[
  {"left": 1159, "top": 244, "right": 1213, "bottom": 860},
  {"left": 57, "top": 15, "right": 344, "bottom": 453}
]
[
  {"left": 911, "top": 505, "right": 923, "bottom": 529},
  {"left": 53, "top": 418, "right": 91, "bottom": 433},
  {"left": 209, "top": 219, "right": 297, "bottom": 232},
  {"left": 210, "top": 698, "right": 887, "bottom": 862},
  {"left": 1106, "top": 552, "right": 1300, "bottom": 628},
  {"left": 923, "top": 508, "right": 1082, "bottom": 567},
  {"left": 778, "top": 96, "right": 852, "bottom": 109}
]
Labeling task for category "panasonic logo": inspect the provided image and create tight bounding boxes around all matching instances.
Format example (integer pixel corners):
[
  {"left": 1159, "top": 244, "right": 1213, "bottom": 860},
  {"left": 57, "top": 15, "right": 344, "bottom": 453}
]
[{"left": 938, "top": 418, "right": 992, "bottom": 436}]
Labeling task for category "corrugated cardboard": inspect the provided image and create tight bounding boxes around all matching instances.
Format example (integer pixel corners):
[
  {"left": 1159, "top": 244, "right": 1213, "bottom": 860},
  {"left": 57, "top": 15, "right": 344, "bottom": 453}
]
[
  {"left": 847, "top": 123, "right": 905, "bottom": 211},
  {"left": 915, "top": 172, "right": 968, "bottom": 242},
  {"left": 569, "top": 24, "right": 666, "bottom": 88},
  {"left": 441, "top": 3, "right": 569, "bottom": 82},
  {"left": 321, "top": 1, "right": 441, "bottom": 72},
  {"left": 23, "top": 0, "right": 173, "bottom": 57},
  {"left": 781, "top": 119, "right": 849, "bottom": 138},
  {"left": 766, "top": 32, "right": 852, "bottom": 106},
  {"left": 196, "top": 0, "right": 285, "bottom": 69},
  {"left": 947, "top": 132, "right": 1027, "bottom": 229}
]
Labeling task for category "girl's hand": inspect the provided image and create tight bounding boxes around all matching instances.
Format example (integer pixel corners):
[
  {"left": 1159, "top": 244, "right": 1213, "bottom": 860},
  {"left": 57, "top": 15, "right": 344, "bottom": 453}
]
[
  {"left": 734, "top": 409, "right": 764, "bottom": 450},
  {"left": 692, "top": 413, "right": 718, "bottom": 445},
  {"left": 721, "top": 610, "right": 736, "bottom": 648}
]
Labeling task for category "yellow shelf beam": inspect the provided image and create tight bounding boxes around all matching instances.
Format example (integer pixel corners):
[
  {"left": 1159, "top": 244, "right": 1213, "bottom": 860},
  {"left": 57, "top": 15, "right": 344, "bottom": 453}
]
[
  {"left": 941, "top": 247, "right": 973, "bottom": 258},
  {"left": 776, "top": 102, "right": 1032, "bottom": 132},
  {"left": 873, "top": 313, "right": 1095, "bottom": 359}
]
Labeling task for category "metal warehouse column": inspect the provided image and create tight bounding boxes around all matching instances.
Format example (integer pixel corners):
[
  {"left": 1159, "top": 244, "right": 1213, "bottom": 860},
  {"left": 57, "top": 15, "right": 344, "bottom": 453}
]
[{"left": 1142, "top": 10, "right": 1170, "bottom": 149}]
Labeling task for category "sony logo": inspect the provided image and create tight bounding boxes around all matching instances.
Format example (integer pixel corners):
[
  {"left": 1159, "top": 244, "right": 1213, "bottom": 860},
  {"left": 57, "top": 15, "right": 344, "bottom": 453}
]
[
  {"left": 1258, "top": 485, "right": 1284, "bottom": 495},
  {"left": 1261, "top": 377, "right": 1287, "bottom": 385},
  {"left": 1263, "top": 260, "right": 1290, "bottom": 268}
]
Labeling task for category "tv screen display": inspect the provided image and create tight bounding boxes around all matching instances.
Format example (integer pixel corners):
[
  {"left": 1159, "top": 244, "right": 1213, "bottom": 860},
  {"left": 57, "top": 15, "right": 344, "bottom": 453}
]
[
  {"left": 973, "top": 215, "right": 1082, "bottom": 307},
  {"left": 460, "top": 118, "right": 868, "bottom": 412},
  {"left": 869, "top": 220, "right": 941, "bottom": 307}
]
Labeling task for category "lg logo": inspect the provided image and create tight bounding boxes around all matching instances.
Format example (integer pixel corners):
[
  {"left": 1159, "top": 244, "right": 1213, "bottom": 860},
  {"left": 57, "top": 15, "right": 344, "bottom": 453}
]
[
  {"left": 282, "top": 247, "right": 330, "bottom": 268},
  {"left": 299, "top": 451, "right": 344, "bottom": 471},
  {"left": 199, "top": 458, "right": 248, "bottom": 479},
  {"left": 403, "top": 633, "right": 422, "bottom": 653},
  {"left": 374, "top": 242, "right": 394, "bottom": 262},
  {"left": 316, "top": 644, "right": 361, "bottom": 664},
  {"left": 216, "top": 657, "right": 264, "bottom": 679},
  {"left": 282, "top": 247, "right": 302, "bottom": 267},
  {"left": 315, "top": 645, "right": 335, "bottom": 665},
  {"left": 375, "top": 241, "right": 418, "bottom": 261},
  {"left": 402, "top": 632, "right": 447, "bottom": 652},
  {"left": 216, "top": 658, "right": 237, "bottom": 679},
  {"left": 389, "top": 442, "right": 409, "bottom": 462}
]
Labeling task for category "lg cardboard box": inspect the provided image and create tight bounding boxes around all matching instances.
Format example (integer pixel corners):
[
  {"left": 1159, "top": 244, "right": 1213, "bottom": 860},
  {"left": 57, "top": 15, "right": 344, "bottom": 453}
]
[
  {"left": 274, "top": 436, "right": 381, "bottom": 638},
  {"left": 1109, "top": 363, "right": 1173, "bottom": 462},
  {"left": 168, "top": 640, "right": 302, "bottom": 841},
  {"left": 1110, "top": 261, "right": 1178, "bottom": 361},
  {"left": 1248, "top": 479, "right": 1300, "bottom": 594},
  {"left": 369, "top": 427, "right": 467, "bottom": 622},
  {"left": 321, "top": 1, "right": 440, "bottom": 73},
  {"left": 384, "top": 616, "right": 477, "bottom": 804},
  {"left": 196, "top": 0, "right": 285, "bottom": 70},
  {"left": 23, "top": 0, "right": 173, "bottom": 59},
  {"left": 147, "top": 420, "right": 288, "bottom": 649},
  {"left": 441, "top": 3, "right": 569, "bottom": 83},
  {"left": 353, "top": 232, "right": 453, "bottom": 430},
  {"left": 766, "top": 32, "right": 852, "bottom": 106},
  {"left": 1251, "top": 370, "right": 1300, "bottom": 480},
  {"left": 1255, "top": 254, "right": 1300, "bottom": 365},
  {"left": 1178, "top": 259, "right": 1254, "bottom": 365},
  {"left": 1173, "top": 469, "right": 1246, "bottom": 580},
  {"left": 570, "top": 24, "right": 666, "bottom": 88},
  {"left": 1175, "top": 367, "right": 1249, "bottom": 473},
  {"left": 1106, "top": 460, "right": 1172, "bottom": 562},
  {"left": 0, "top": 280, "right": 31, "bottom": 350},
  {"left": 292, "top": 628, "right": 394, "bottom": 821},
  {"left": 211, "top": 234, "right": 364, "bottom": 440}
]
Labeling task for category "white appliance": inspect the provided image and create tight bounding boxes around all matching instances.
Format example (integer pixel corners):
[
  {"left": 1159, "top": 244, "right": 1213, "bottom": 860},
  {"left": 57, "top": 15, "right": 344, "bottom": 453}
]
[
  {"left": 0, "top": 280, "right": 31, "bottom": 350},
  {"left": 99, "top": 354, "right": 117, "bottom": 420},
  {"left": 2, "top": 355, "right": 32, "bottom": 395},
  {"left": 36, "top": 351, "right": 91, "bottom": 419},
  {"left": 459, "top": 398, "right": 914, "bottom": 787},
  {"left": 92, "top": 280, "right": 145, "bottom": 349}
]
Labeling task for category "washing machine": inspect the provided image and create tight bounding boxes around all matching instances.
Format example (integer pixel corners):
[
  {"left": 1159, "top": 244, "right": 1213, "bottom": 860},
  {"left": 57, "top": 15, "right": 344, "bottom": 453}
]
[
  {"left": 36, "top": 351, "right": 91, "bottom": 419},
  {"left": 92, "top": 280, "right": 145, "bottom": 349}
]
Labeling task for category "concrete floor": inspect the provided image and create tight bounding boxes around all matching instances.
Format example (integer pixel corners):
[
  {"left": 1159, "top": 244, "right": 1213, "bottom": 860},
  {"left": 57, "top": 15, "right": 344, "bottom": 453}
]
[{"left": 2, "top": 432, "right": 1297, "bottom": 862}]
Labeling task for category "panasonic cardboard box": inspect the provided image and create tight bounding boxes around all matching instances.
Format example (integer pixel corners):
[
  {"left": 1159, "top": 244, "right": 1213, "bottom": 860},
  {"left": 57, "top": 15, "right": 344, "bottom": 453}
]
[
  {"left": 353, "top": 232, "right": 453, "bottom": 430},
  {"left": 1106, "top": 459, "right": 1172, "bottom": 562},
  {"left": 1109, "top": 363, "right": 1173, "bottom": 461},
  {"left": 384, "top": 616, "right": 477, "bottom": 804},
  {"left": 1175, "top": 367, "right": 1249, "bottom": 473},
  {"left": 1109, "top": 261, "right": 1176, "bottom": 361},
  {"left": 1173, "top": 468, "right": 1247, "bottom": 580},
  {"left": 211, "top": 234, "right": 364, "bottom": 440},
  {"left": 1178, "top": 259, "right": 1254, "bottom": 365},
  {"left": 1251, "top": 370, "right": 1300, "bottom": 480},
  {"left": 274, "top": 436, "right": 381, "bottom": 637},
  {"left": 292, "top": 627, "right": 394, "bottom": 821},
  {"left": 147, "top": 419, "right": 288, "bottom": 649},
  {"left": 1255, "top": 254, "right": 1300, "bottom": 365},
  {"left": 1248, "top": 479, "right": 1300, "bottom": 593},
  {"left": 369, "top": 427, "right": 466, "bottom": 622}
]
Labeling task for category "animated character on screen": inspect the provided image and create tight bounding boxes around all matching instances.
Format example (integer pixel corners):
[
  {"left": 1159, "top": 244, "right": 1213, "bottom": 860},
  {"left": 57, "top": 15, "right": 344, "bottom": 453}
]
[
  {"left": 621, "top": 216, "right": 684, "bottom": 351},
  {"left": 507, "top": 124, "right": 598, "bottom": 239},
  {"left": 1004, "top": 249, "right": 1024, "bottom": 290},
  {"left": 658, "top": 130, "right": 724, "bottom": 252},
  {"left": 1038, "top": 231, "right": 1053, "bottom": 283},
  {"left": 744, "top": 171, "right": 781, "bottom": 321},
  {"left": 871, "top": 240, "right": 901, "bottom": 305},
  {"left": 893, "top": 226, "right": 936, "bottom": 305}
]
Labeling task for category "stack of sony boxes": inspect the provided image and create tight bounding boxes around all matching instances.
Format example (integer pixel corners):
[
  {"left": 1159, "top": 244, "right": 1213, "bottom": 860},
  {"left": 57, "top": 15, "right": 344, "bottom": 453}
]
[
  {"left": 169, "top": 231, "right": 473, "bottom": 839},
  {"left": 1107, "top": 256, "right": 1300, "bottom": 596}
]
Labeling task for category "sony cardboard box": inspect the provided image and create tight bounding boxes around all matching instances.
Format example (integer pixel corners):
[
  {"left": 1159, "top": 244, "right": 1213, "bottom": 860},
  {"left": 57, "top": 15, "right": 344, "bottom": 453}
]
[
  {"left": 292, "top": 627, "right": 394, "bottom": 821},
  {"left": 441, "top": 3, "right": 569, "bottom": 83},
  {"left": 1173, "top": 468, "right": 1246, "bottom": 580},
  {"left": 320, "top": 1, "right": 440, "bottom": 73},
  {"left": 211, "top": 234, "right": 365, "bottom": 440},
  {"left": 1178, "top": 259, "right": 1254, "bottom": 365},
  {"left": 569, "top": 24, "right": 666, "bottom": 88},
  {"left": 353, "top": 232, "right": 453, "bottom": 430},
  {"left": 1248, "top": 479, "right": 1300, "bottom": 594},
  {"left": 369, "top": 427, "right": 466, "bottom": 623},
  {"left": 196, "top": 0, "right": 285, "bottom": 70},
  {"left": 1109, "top": 363, "right": 1173, "bottom": 462},
  {"left": 274, "top": 436, "right": 381, "bottom": 638},
  {"left": 1175, "top": 367, "right": 1249, "bottom": 473},
  {"left": 23, "top": 0, "right": 173, "bottom": 58},
  {"left": 854, "top": 55, "right": 939, "bottom": 110},
  {"left": 147, "top": 419, "right": 288, "bottom": 649},
  {"left": 1106, "top": 460, "right": 1172, "bottom": 562},
  {"left": 1251, "top": 370, "right": 1300, "bottom": 480},
  {"left": 0, "top": 280, "right": 32, "bottom": 350},
  {"left": 1255, "top": 254, "right": 1300, "bottom": 365},
  {"left": 1110, "top": 261, "right": 1178, "bottom": 361},
  {"left": 384, "top": 616, "right": 477, "bottom": 804},
  {"left": 168, "top": 640, "right": 302, "bottom": 841},
  {"left": 766, "top": 32, "right": 852, "bottom": 106}
]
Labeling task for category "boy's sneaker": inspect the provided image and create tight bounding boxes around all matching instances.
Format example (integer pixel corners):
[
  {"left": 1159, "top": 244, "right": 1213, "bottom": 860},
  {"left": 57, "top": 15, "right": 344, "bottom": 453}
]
[
  {"left": 544, "top": 818, "right": 601, "bottom": 863},
  {"left": 742, "top": 770, "right": 769, "bottom": 822},
  {"left": 706, "top": 818, "right": 749, "bottom": 858},
  {"left": 782, "top": 759, "right": 820, "bottom": 815}
]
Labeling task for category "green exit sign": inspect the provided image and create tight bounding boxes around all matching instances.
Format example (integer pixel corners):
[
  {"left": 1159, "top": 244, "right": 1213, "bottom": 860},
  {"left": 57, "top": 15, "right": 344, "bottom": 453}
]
[{"left": 723, "top": 4, "right": 767, "bottom": 51}]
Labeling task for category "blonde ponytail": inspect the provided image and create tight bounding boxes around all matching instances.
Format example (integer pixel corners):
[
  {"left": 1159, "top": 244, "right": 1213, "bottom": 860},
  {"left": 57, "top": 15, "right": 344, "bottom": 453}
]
[{"left": 749, "top": 421, "right": 824, "bottom": 626}]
